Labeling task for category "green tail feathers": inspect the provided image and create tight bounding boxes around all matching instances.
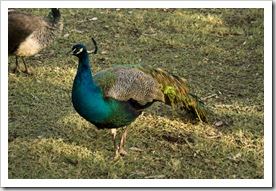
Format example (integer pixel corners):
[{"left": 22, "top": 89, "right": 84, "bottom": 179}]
[
  {"left": 136, "top": 64, "right": 209, "bottom": 122},
  {"left": 181, "top": 93, "right": 208, "bottom": 122},
  {"left": 162, "top": 84, "right": 208, "bottom": 122}
]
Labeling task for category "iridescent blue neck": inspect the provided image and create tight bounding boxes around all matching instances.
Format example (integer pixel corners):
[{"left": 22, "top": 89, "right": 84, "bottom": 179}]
[
  {"left": 75, "top": 52, "right": 96, "bottom": 89},
  {"left": 72, "top": 51, "right": 111, "bottom": 123}
]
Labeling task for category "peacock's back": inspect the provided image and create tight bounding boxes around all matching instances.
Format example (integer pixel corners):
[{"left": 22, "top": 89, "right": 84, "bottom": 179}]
[{"left": 93, "top": 65, "right": 165, "bottom": 106}]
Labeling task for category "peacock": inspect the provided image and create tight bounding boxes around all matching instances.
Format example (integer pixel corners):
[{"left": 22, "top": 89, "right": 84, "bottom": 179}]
[
  {"left": 68, "top": 41, "right": 208, "bottom": 158},
  {"left": 8, "top": 8, "right": 63, "bottom": 74}
]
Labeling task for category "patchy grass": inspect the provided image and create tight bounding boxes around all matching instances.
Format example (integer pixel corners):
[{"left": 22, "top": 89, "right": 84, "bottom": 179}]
[{"left": 8, "top": 8, "right": 264, "bottom": 179}]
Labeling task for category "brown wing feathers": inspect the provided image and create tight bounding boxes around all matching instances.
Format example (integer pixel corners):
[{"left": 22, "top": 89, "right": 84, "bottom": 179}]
[{"left": 94, "top": 64, "right": 208, "bottom": 122}]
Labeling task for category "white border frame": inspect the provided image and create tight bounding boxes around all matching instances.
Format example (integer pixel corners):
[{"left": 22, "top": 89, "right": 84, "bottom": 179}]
[{"left": 1, "top": 1, "right": 272, "bottom": 188}]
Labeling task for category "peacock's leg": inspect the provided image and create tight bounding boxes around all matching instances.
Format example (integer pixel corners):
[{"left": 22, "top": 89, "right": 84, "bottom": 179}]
[
  {"left": 111, "top": 128, "right": 119, "bottom": 159},
  {"left": 119, "top": 126, "right": 129, "bottom": 156},
  {"left": 13, "top": 56, "right": 21, "bottom": 73},
  {"left": 21, "top": 57, "right": 32, "bottom": 75}
]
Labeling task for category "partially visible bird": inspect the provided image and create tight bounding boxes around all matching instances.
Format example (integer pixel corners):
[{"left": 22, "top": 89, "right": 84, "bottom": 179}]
[
  {"left": 68, "top": 42, "right": 208, "bottom": 158},
  {"left": 8, "top": 8, "right": 63, "bottom": 74}
]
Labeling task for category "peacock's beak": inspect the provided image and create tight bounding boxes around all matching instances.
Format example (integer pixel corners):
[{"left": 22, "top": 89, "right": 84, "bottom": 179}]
[{"left": 66, "top": 49, "right": 74, "bottom": 56}]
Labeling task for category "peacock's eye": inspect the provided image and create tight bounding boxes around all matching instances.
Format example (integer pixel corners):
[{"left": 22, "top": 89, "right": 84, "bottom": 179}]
[{"left": 75, "top": 48, "right": 83, "bottom": 55}]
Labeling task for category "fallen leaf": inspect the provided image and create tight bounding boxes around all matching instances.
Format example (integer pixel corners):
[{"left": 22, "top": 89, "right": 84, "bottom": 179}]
[
  {"left": 215, "top": 120, "right": 224, "bottom": 127},
  {"left": 89, "top": 17, "right": 98, "bottom": 21},
  {"left": 145, "top": 175, "right": 166, "bottom": 179},
  {"left": 101, "top": 50, "right": 108, "bottom": 55},
  {"left": 70, "top": 29, "right": 85, "bottom": 34},
  {"left": 129, "top": 147, "right": 144, "bottom": 152},
  {"left": 127, "top": 171, "right": 146, "bottom": 178}
]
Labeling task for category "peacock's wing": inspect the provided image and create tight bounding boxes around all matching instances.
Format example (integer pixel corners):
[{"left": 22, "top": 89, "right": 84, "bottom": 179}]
[
  {"left": 93, "top": 66, "right": 165, "bottom": 106},
  {"left": 8, "top": 11, "right": 46, "bottom": 54},
  {"left": 93, "top": 64, "right": 208, "bottom": 121}
]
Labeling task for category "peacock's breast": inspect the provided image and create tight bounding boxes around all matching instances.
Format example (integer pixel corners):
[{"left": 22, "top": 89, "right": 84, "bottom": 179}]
[
  {"left": 72, "top": 88, "right": 140, "bottom": 129},
  {"left": 97, "top": 99, "right": 141, "bottom": 129},
  {"left": 72, "top": 73, "right": 141, "bottom": 129},
  {"left": 72, "top": 83, "right": 110, "bottom": 124}
]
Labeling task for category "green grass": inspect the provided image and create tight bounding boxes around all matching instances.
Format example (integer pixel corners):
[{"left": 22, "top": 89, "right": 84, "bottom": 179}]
[{"left": 8, "top": 8, "right": 264, "bottom": 179}]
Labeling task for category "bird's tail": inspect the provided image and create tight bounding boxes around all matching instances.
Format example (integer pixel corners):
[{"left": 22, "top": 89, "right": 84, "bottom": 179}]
[{"left": 136, "top": 64, "right": 208, "bottom": 122}]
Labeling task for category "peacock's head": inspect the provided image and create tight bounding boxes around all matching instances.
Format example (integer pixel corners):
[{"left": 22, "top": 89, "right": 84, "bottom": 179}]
[
  {"left": 48, "top": 8, "right": 61, "bottom": 21},
  {"left": 67, "top": 44, "right": 88, "bottom": 58}
]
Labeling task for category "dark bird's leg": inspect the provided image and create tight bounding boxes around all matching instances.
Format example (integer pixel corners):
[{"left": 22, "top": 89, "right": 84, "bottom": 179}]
[
  {"left": 111, "top": 128, "right": 120, "bottom": 159},
  {"left": 13, "top": 56, "right": 21, "bottom": 73},
  {"left": 119, "top": 126, "right": 129, "bottom": 156},
  {"left": 21, "top": 57, "right": 32, "bottom": 75}
]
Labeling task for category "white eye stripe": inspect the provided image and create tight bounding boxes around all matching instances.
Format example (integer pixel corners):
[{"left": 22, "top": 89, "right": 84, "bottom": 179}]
[{"left": 75, "top": 48, "right": 83, "bottom": 55}]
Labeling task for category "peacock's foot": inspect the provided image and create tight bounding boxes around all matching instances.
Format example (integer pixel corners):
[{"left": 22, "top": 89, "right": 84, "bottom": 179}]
[
  {"left": 119, "top": 148, "right": 128, "bottom": 156},
  {"left": 13, "top": 66, "right": 21, "bottom": 74},
  {"left": 113, "top": 153, "right": 120, "bottom": 160},
  {"left": 113, "top": 149, "right": 128, "bottom": 160},
  {"left": 23, "top": 68, "right": 33, "bottom": 75}
]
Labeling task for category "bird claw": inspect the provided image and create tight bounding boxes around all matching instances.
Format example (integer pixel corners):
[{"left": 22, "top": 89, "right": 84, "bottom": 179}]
[
  {"left": 13, "top": 66, "right": 21, "bottom": 74},
  {"left": 113, "top": 154, "right": 120, "bottom": 160},
  {"left": 119, "top": 149, "right": 128, "bottom": 156},
  {"left": 13, "top": 67, "right": 33, "bottom": 75},
  {"left": 113, "top": 148, "right": 128, "bottom": 159},
  {"left": 23, "top": 68, "right": 33, "bottom": 75}
]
